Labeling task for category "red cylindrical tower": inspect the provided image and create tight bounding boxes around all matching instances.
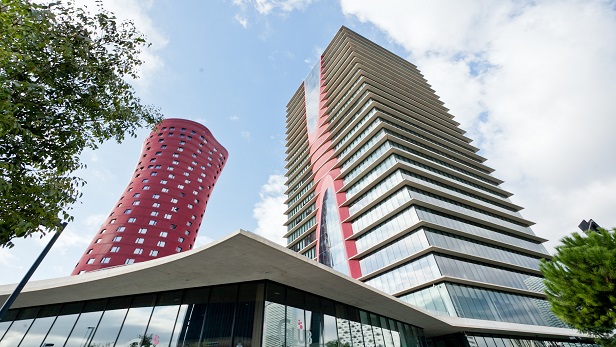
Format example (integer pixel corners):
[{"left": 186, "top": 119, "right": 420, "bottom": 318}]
[{"left": 72, "top": 119, "right": 228, "bottom": 275}]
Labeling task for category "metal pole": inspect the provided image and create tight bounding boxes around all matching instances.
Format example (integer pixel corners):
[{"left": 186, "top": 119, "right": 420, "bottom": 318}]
[{"left": 0, "top": 222, "right": 68, "bottom": 320}]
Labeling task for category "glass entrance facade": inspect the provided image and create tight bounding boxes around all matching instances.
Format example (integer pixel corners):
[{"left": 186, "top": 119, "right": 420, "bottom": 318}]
[{"left": 0, "top": 281, "right": 427, "bottom": 347}]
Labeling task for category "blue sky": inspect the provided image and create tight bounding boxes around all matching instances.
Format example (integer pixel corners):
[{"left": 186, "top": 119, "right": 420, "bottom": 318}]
[{"left": 1, "top": 0, "right": 616, "bottom": 285}]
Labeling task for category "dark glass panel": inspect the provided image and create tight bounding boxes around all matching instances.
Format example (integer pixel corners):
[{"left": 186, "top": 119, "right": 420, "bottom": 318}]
[
  {"left": 176, "top": 288, "right": 210, "bottom": 347},
  {"left": 346, "top": 307, "right": 364, "bottom": 347},
  {"left": 202, "top": 284, "right": 238, "bottom": 347},
  {"left": 18, "top": 304, "right": 61, "bottom": 347},
  {"left": 64, "top": 299, "right": 107, "bottom": 347},
  {"left": 232, "top": 283, "right": 259, "bottom": 347},
  {"left": 265, "top": 282, "right": 286, "bottom": 305},
  {"left": 304, "top": 293, "right": 320, "bottom": 347}
]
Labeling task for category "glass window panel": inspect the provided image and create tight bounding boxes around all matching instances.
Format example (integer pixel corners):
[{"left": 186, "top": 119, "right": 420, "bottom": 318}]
[
  {"left": 145, "top": 291, "right": 184, "bottom": 347},
  {"left": 17, "top": 304, "right": 61, "bottom": 347},
  {"left": 0, "top": 310, "right": 18, "bottom": 341},
  {"left": 202, "top": 284, "right": 238, "bottom": 347},
  {"left": 359, "top": 310, "right": 374, "bottom": 347},
  {"left": 64, "top": 299, "right": 107, "bottom": 347},
  {"left": 0, "top": 307, "right": 38, "bottom": 347},
  {"left": 263, "top": 300, "right": 286, "bottom": 347},
  {"left": 89, "top": 297, "right": 131, "bottom": 346},
  {"left": 176, "top": 288, "right": 210, "bottom": 346},
  {"left": 40, "top": 302, "right": 83, "bottom": 347},
  {"left": 115, "top": 294, "right": 156, "bottom": 346},
  {"left": 231, "top": 283, "right": 261, "bottom": 347}
]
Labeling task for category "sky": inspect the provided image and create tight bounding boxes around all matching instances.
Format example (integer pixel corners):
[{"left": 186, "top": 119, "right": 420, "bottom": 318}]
[{"left": 1, "top": 0, "right": 615, "bottom": 285}]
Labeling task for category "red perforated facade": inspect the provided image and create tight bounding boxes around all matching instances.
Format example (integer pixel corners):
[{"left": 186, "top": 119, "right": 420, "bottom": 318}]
[{"left": 72, "top": 119, "right": 227, "bottom": 275}]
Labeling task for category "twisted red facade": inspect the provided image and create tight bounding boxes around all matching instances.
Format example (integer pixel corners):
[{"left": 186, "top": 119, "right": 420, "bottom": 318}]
[{"left": 72, "top": 119, "right": 227, "bottom": 275}]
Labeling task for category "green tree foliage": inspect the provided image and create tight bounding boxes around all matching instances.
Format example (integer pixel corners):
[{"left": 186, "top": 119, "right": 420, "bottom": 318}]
[
  {"left": 0, "top": 0, "right": 162, "bottom": 247},
  {"left": 540, "top": 228, "right": 616, "bottom": 345}
]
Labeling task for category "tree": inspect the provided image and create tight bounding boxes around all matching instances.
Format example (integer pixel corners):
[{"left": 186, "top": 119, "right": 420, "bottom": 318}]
[
  {"left": 0, "top": 0, "right": 162, "bottom": 247},
  {"left": 540, "top": 228, "right": 616, "bottom": 346}
]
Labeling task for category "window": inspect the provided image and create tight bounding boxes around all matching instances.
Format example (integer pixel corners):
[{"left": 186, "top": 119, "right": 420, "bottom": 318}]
[
  {"left": 164, "top": 214, "right": 172, "bottom": 219},
  {"left": 101, "top": 257, "right": 111, "bottom": 264},
  {"left": 116, "top": 226, "right": 125, "bottom": 232},
  {"left": 177, "top": 147, "right": 184, "bottom": 152},
  {"left": 111, "top": 247, "right": 120, "bottom": 253},
  {"left": 124, "top": 209, "right": 132, "bottom": 214},
  {"left": 153, "top": 194, "right": 160, "bottom": 199},
  {"left": 191, "top": 130, "right": 196, "bottom": 134},
  {"left": 157, "top": 241, "right": 166, "bottom": 247},
  {"left": 134, "top": 248, "right": 143, "bottom": 254},
  {"left": 180, "top": 192, "right": 186, "bottom": 197},
  {"left": 161, "top": 145, "right": 167, "bottom": 149},
  {"left": 185, "top": 231, "right": 190, "bottom": 235},
  {"left": 192, "top": 153, "right": 197, "bottom": 158},
  {"left": 158, "top": 138, "right": 164, "bottom": 143},
  {"left": 128, "top": 218, "right": 137, "bottom": 223},
  {"left": 160, "top": 180, "right": 168, "bottom": 184},
  {"left": 149, "top": 220, "right": 157, "bottom": 225},
  {"left": 178, "top": 184, "right": 184, "bottom": 189},
  {"left": 109, "top": 219, "right": 116, "bottom": 224},
  {"left": 132, "top": 201, "right": 140, "bottom": 206},
  {"left": 151, "top": 211, "right": 159, "bottom": 216},
  {"left": 187, "top": 204, "right": 193, "bottom": 209},
  {"left": 181, "top": 141, "right": 187, "bottom": 145},
  {"left": 151, "top": 171, "right": 158, "bottom": 176},
  {"left": 152, "top": 202, "right": 160, "bottom": 207},
  {"left": 178, "top": 237, "right": 184, "bottom": 242},
  {"left": 113, "top": 236, "right": 122, "bottom": 242},
  {"left": 143, "top": 185, "right": 150, "bottom": 190},
  {"left": 95, "top": 238, "right": 102, "bottom": 243},
  {"left": 186, "top": 221, "right": 192, "bottom": 226},
  {"left": 133, "top": 193, "right": 141, "bottom": 198},
  {"left": 159, "top": 231, "right": 168, "bottom": 237},
  {"left": 185, "top": 179, "right": 191, "bottom": 184},
  {"left": 138, "top": 228, "right": 147, "bottom": 234},
  {"left": 149, "top": 158, "right": 156, "bottom": 162},
  {"left": 169, "top": 127, "right": 175, "bottom": 130},
  {"left": 148, "top": 165, "right": 154, "bottom": 169},
  {"left": 170, "top": 224, "right": 177, "bottom": 229},
  {"left": 142, "top": 178, "right": 149, "bottom": 183},
  {"left": 149, "top": 250, "right": 159, "bottom": 256},
  {"left": 184, "top": 172, "right": 190, "bottom": 177},
  {"left": 167, "top": 166, "right": 174, "bottom": 171},
  {"left": 191, "top": 215, "right": 196, "bottom": 220},
  {"left": 181, "top": 127, "right": 186, "bottom": 132},
  {"left": 169, "top": 174, "right": 175, "bottom": 179},
  {"left": 155, "top": 151, "right": 162, "bottom": 156},
  {"left": 87, "top": 258, "right": 95, "bottom": 264},
  {"left": 155, "top": 165, "right": 162, "bottom": 169},
  {"left": 193, "top": 190, "right": 198, "bottom": 195},
  {"left": 176, "top": 247, "right": 182, "bottom": 252},
  {"left": 171, "top": 198, "right": 178, "bottom": 203},
  {"left": 125, "top": 258, "right": 135, "bottom": 265},
  {"left": 171, "top": 207, "right": 179, "bottom": 212},
  {"left": 168, "top": 133, "right": 174, "bottom": 136},
  {"left": 173, "top": 153, "right": 179, "bottom": 158},
  {"left": 162, "top": 188, "right": 169, "bottom": 193},
  {"left": 100, "top": 229, "right": 106, "bottom": 234},
  {"left": 87, "top": 249, "right": 93, "bottom": 254},
  {"left": 135, "top": 238, "right": 144, "bottom": 244}
]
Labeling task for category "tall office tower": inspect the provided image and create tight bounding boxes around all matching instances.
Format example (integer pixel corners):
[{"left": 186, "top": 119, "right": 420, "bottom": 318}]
[
  {"left": 72, "top": 119, "right": 227, "bottom": 275},
  {"left": 284, "top": 26, "right": 564, "bottom": 333}
]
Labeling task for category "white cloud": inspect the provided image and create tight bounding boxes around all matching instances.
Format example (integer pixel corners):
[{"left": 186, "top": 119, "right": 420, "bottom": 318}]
[
  {"left": 229, "top": 115, "right": 241, "bottom": 121},
  {"left": 241, "top": 130, "right": 251, "bottom": 139},
  {"left": 235, "top": 14, "right": 249, "bottom": 28},
  {"left": 79, "top": 0, "right": 169, "bottom": 88},
  {"left": 253, "top": 174, "right": 287, "bottom": 245},
  {"left": 232, "top": 0, "right": 313, "bottom": 15},
  {"left": 340, "top": 0, "right": 616, "bottom": 251}
]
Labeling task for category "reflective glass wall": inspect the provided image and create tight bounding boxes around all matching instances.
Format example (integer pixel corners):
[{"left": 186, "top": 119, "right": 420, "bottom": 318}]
[{"left": 0, "top": 281, "right": 427, "bottom": 347}]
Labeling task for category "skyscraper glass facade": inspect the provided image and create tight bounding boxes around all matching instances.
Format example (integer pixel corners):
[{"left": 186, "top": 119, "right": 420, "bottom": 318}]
[{"left": 284, "top": 26, "right": 562, "bottom": 331}]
